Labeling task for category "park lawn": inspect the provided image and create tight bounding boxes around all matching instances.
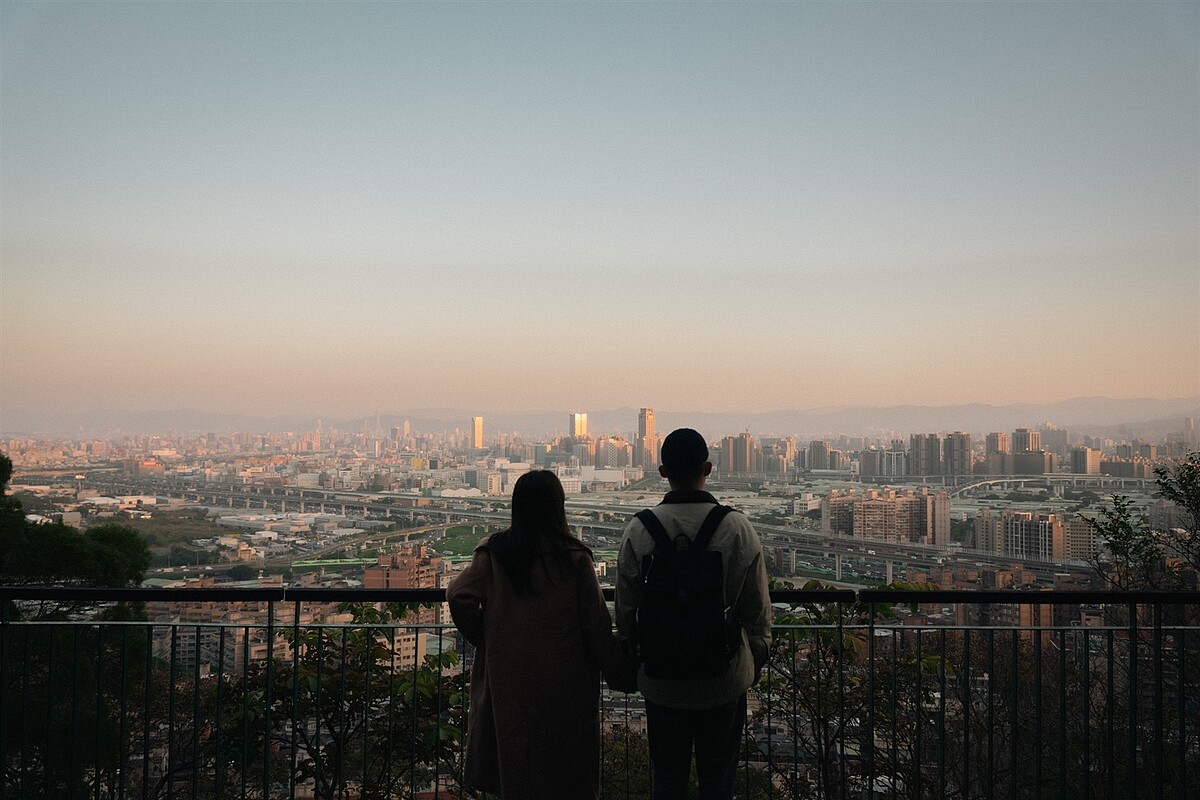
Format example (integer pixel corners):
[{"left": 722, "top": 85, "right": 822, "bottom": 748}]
[{"left": 437, "top": 526, "right": 488, "bottom": 555}]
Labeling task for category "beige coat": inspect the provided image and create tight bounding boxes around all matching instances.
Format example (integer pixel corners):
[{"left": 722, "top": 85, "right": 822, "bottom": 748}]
[{"left": 447, "top": 538, "right": 630, "bottom": 799}]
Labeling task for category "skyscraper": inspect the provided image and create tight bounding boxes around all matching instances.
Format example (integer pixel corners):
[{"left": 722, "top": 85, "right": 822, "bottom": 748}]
[
  {"left": 1012, "top": 428, "right": 1040, "bottom": 454},
  {"left": 727, "top": 432, "right": 756, "bottom": 473},
  {"left": 1071, "top": 447, "right": 1101, "bottom": 475},
  {"left": 569, "top": 412, "right": 588, "bottom": 439},
  {"left": 471, "top": 416, "right": 484, "bottom": 449},
  {"left": 636, "top": 408, "right": 657, "bottom": 468},
  {"left": 808, "top": 440, "right": 831, "bottom": 471},
  {"left": 985, "top": 432, "right": 1010, "bottom": 475},
  {"left": 943, "top": 432, "right": 972, "bottom": 476},
  {"left": 908, "top": 434, "right": 942, "bottom": 477}
]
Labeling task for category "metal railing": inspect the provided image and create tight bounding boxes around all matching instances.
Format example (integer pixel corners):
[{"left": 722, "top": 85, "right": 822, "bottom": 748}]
[{"left": 2, "top": 587, "right": 1197, "bottom": 799}]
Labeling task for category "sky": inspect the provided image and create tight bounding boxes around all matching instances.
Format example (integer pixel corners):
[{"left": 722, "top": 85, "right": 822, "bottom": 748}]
[{"left": 2, "top": 1, "right": 1198, "bottom": 422}]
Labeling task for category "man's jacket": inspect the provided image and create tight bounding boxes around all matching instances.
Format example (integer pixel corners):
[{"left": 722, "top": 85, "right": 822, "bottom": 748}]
[{"left": 615, "top": 489, "right": 772, "bottom": 709}]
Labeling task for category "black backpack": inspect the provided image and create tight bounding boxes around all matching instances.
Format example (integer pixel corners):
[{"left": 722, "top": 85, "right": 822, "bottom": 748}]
[{"left": 634, "top": 504, "right": 740, "bottom": 680}]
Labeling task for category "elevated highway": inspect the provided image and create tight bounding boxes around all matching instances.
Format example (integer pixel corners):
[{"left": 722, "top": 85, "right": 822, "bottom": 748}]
[{"left": 97, "top": 476, "right": 1087, "bottom": 586}]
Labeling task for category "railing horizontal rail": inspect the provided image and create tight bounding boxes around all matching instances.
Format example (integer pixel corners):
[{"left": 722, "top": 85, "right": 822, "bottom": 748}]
[{"left": 3, "top": 585, "right": 1198, "bottom": 605}]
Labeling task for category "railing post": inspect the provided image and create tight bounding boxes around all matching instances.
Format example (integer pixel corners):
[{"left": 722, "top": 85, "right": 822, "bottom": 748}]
[
  {"left": 0, "top": 597, "right": 8, "bottom": 793},
  {"left": 1129, "top": 602, "right": 1138, "bottom": 799}
]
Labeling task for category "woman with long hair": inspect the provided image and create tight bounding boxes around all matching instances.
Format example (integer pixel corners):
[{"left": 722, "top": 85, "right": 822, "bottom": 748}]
[{"left": 447, "top": 470, "right": 631, "bottom": 799}]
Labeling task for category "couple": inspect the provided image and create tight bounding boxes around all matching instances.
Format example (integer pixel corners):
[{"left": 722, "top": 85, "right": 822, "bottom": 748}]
[{"left": 447, "top": 428, "right": 773, "bottom": 800}]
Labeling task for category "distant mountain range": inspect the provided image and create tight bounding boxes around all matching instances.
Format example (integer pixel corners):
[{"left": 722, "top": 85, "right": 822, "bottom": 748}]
[{"left": 4, "top": 396, "right": 1198, "bottom": 441}]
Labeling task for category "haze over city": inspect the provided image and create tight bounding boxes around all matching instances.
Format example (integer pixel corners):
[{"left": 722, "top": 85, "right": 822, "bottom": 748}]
[{"left": 2, "top": 2, "right": 1197, "bottom": 424}]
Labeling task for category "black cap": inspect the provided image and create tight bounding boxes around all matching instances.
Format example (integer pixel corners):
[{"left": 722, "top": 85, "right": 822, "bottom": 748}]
[{"left": 660, "top": 428, "right": 709, "bottom": 475}]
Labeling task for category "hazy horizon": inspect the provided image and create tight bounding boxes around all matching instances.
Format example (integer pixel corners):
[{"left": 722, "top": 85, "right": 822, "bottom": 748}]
[
  {"left": 3, "top": 2, "right": 1197, "bottom": 419},
  {"left": 5, "top": 395, "right": 1198, "bottom": 440}
]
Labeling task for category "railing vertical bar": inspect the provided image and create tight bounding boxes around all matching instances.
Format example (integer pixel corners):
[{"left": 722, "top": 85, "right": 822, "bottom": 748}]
[
  {"left": 264, "top": 601, "right": 275, "bottom": 800},
  {"left": 241, "top": 626, "right": 250, "bottom": 800},
  {"left": 96, "top": 625, "right": 107, "bottom": 800},
  {"left": 0, "top": 600, "right": 8, "bottom": 797},
  {"left": 436, "top": 628, "right": 444, "bottom": 798},
  {"left": 168, "top": 624, "right": 177, "bottom": 800},
  {"left": 866, "top": 608, "right": 876, "bottom": 798},
  {"left": 364, "top": 622, "right": 374, "bottom": 794},
  {"left": 72, "top": 625, "right": 81, "bottom": 797},
  {"left": 938, "top": 627, "right": 946, "bottom": 800},
  {"left": 1154, "top": 604, "right": 1163, "bottom": 800},
  {"left": 338, "top": 627, "right": 348, "bottom": 799},
  {"left": 143, "top": 623, "right": 152, "bottom": 800},
  {"left": 47, "top": 626, "right": 57, "bottom": 796},
  {"left": 624, "top": 681, "right": 633, "bottom": 800},
  {"left": 889, "top": 628, "right": 897, "bottom": 798},
  {"left": 1083, "top": 628, "right": 1091, "bottom": 800},
  {"left": 386, "top": 627, "right": 396, "bottom": 797},
  {"left": 1106, "top": 627, "right": 1115, "bottom": 800},
  {"left": 915, "top": 629, "right": 923, "bottom": 800},
  {"left": 20, "top": 626, "right": 31, "bottom": 799},
  {"left": 192, "top": 624, "right": 200, "bottom": 800},
  {"left": 963, "top": 627, "right": 971, "bottom": 799},
  {"left": 790, "top": 628, "right": 798, "bottom": 798},
  {"left": 1128, "top": 603, "right": 1138, "bottom": 800},
  {"left": 290, "top": 601, "right": 301, "bottom": 800},
  {"left": 986, "top": 627, "right": 995, "bottom": 800},
  {"left": 119, "top": 626, "right": 129, "bottom": 800},
  {"left": 1010, "top": 628, "right": 1018, "bottom": 800},
  {"left": 410, "top": 626, "right": 419, "bottom": 800},
  {"left": 765, "top": 631, "right": 773, "bottom": 800},
  {"left": 315, "top": 625, "right": 325, "bottom": 796},
  {"left": 1178, "top": 626, "right": 1187, "bottom": 800},
  {"left": 837, "top": 602, "right": 846, "bottom": 800},
  {"left": 743, "top": 690, "right": 751, "bottom": 799},
  {"left": 1059, "top": 625, "right": 1067, "bottom": 800},
  {"left": 1035, "top": 622, "right": 1043, "bottom": 800},
  {"left": 214, "top": 625, "right": 226, "bottom": 800}
]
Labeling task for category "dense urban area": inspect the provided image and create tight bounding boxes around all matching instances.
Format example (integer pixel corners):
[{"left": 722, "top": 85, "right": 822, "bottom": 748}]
[{"left": 3, "top": 408, "right": 1197, "bottom": 798}]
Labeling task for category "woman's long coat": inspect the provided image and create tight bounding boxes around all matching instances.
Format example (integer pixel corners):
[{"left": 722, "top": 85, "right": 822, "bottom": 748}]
[{"left": 447, "top": 538, "right": 629, "bottom": 799}]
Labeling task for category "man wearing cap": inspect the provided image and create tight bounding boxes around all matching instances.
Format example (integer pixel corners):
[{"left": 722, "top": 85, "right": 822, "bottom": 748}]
[{"left": 615, "top": 428, "right": 772, "bottom": 800}]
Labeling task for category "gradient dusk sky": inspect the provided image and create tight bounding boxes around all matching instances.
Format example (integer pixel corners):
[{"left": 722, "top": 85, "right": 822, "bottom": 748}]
[{"left": 2, "top": 2, "right": 1197, "bottom": 421}]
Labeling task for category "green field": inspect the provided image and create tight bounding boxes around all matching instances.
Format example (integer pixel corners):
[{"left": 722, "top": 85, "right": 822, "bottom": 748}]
[
  {"left": 123, "top": 508, "right": 225, "bottom": 546},
  {"left": 436, "top": 526, "right": 488, "bottom": 555}
]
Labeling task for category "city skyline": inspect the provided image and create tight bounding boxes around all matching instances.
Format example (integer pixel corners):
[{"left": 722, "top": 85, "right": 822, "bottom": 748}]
[{"left": 2, "top": 3, "right": 1197, "bottom": 420}]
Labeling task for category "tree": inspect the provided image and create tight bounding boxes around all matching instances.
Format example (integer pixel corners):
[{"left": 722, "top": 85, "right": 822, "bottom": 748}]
[
  {"left": 209, "top": 601, "right": 472, "bottom": 799},
  {"left": 227, "top": 564, "right": 257, "bottom": 581},
  {"left": 1, "top": 451, "right": 153, "bottom": 797},
  {"left": 1084, "top": 452, "right": 1200, "bottom": 589}
]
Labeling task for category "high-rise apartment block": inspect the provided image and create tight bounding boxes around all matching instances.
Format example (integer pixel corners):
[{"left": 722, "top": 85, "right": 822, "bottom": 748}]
[
  {"left": 721, "top": 433, "right": 758, "bottom": 474},
  {"left": 569, "top": 413, "right": 588, "bottom": 439},
  {"left": 974, "top": 509, "right": 1065, "bottom": 562},
  {"left": 824, "top": 487, "right": 949, "bottom": 547},
  {"left": 908, "top": 434, "right": 942, "bottom": 476},
  {"left": 985, "top": 432, "right": 1011, "bottom": 475},
  {"left": 1013, "top": 450, "right": 1056, "bottom": 475},
  {"left": 636, "top": 408, "right": 657, "bottom": 469},
  {"left": 859, "top": 447, "right": 882, "bottom": 480},
  {"left": 470, "top": 416, "right": 484, "bottom": 449},
  {"left": 943, "top": 432, "right": 973, "bottom": 476},
  {"left": 1071, "top": 446, "right": 1101, "bottom": 475},
  {"left": 1012, "top": 428, "right": 1040, "bottom": 454},
  {"left": 808, "top": 440, "right": 831, "bottom": 471},
  {"left": 595, "top": 435, "right": 633, "bottom": 468}
]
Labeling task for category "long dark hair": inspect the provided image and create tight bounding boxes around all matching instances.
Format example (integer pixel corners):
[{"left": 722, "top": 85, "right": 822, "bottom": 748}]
[{"left": 488, "top": 470, "right": 577, "bottom": 597}]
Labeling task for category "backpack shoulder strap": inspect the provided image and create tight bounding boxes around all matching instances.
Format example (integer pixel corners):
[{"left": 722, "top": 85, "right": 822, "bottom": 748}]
[
  {"left": 635, "top": 509, "right": 672, "bottom": 553},
  {"left": 693, "top": 505, "right": 735, "bottom": 551}
]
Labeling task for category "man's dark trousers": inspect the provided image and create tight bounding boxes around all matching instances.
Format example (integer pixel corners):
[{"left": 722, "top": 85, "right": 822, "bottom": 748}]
[{"left": 645, "top": 693, "right": 747, "bottom": 800}]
